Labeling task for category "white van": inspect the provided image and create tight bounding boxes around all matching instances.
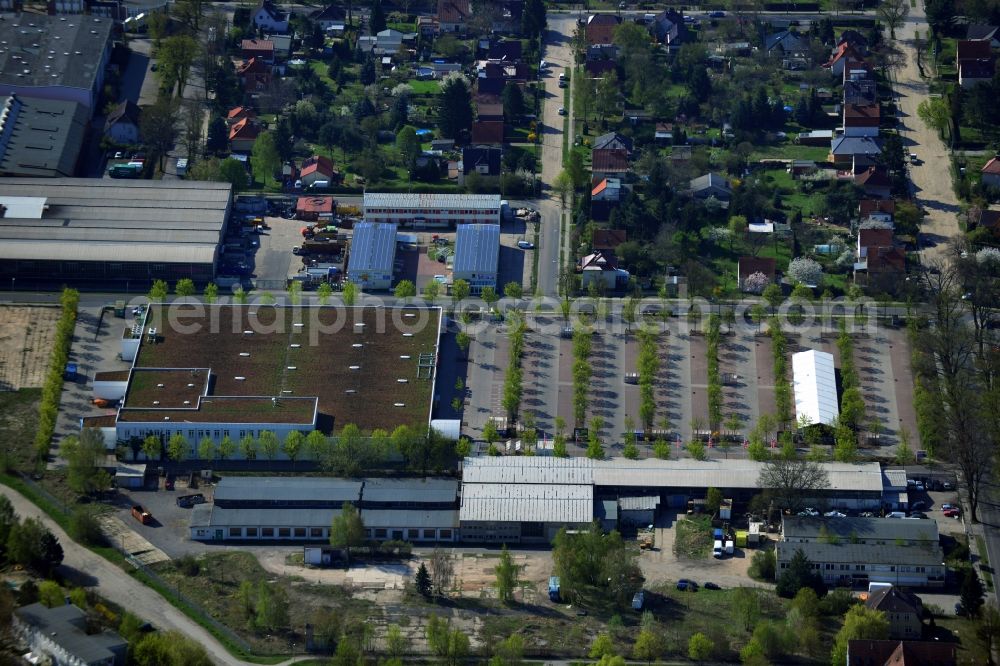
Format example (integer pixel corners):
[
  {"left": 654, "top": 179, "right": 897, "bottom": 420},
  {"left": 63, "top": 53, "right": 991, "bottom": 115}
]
[
  {"left": 559, "top": 72, "right": 567, "bottom": 82},
  {"left": 886, "top": 511, "right": 907, "bottom": 519},
  {"left": 713, "top": 540, "right": 723, "bottom": 558}
]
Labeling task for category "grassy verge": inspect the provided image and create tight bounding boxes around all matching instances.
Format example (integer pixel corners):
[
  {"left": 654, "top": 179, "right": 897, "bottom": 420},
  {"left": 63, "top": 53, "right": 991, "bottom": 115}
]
[
  {"left": 34, "top": 289, "right": 78, "bottom": 466},
  {"left": 674, "top": 514, "right": 713, "bottom": 559},
  {"left": 976, "top": 535, "right": 994, "bottom": 590}
]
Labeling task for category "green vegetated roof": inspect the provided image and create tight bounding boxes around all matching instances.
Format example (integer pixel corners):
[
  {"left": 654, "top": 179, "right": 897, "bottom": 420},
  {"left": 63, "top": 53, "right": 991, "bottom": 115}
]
[
  {"left": 118, "top": 396, "right": 317, "bottom": 425},
  {"left": 130, "top": 305, "right": 440, "bottom": 430}
]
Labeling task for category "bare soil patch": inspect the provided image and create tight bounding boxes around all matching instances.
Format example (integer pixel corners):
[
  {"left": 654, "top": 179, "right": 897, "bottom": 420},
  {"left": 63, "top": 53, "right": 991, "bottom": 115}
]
[{"left": 0, "top": 305, "right": 61, "bottom": 391}]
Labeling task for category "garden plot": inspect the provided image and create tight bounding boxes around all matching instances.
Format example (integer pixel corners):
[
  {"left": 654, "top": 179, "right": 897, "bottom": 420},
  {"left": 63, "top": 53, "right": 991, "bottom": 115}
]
[{"left": 0, "top": 305, "right": 61, "bottom": 391}]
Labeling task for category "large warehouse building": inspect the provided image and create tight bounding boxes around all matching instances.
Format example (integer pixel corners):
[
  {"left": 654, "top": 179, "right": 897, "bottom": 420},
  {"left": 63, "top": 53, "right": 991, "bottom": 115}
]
[
  {"left": 452, "top": 223, "right": 500, "bottom": 295},
  {"left": 0, "top": 14, "right": 113, "bottom": 111},
  {"left": 85, "top": 304, "right": 443, "bottom": 452},
  {"left": 0, "top": 95, "right": 88, "bottom": 177},
  {"left": 346, "top": 222, "right": 397, "bottom": 290},
  {"left": 0, "top": 179, "right": 232, "bottom": 285},
  {"left": 363, "top": 192, "right": 502, "bottom": 228},
  {"left": 460, "top": 457, "right": 889, "bottom": 543},
  {"left": 190, "top": 476, "right": 459, "bottom": 542}
]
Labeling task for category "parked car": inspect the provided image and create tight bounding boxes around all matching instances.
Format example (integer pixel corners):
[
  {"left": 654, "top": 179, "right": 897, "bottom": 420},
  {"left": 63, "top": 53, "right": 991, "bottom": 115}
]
[
  {"left": 824, "top": 511, "right": 847, "bottom": 518},
  {"left": 558, "top": 107, "right": 566, "bottom": 115},
  {"left": 517, "top": 240, "right": 535, "bottom": 249},
  {"left": 704, "top": 582, "right": 721, "bottom": 590},
  {"left": 944, "top": 508, "right": 961, "bottom": 518},
  {"left": 676, "top": 579, "right": 697, "bottom": 591},
  {"left": 942, "top": 481, "right": 954, "bottom": 490},
  {"left": 909, "top": 511, "right": 929, "bottom": 519},
  {"left": 910, "top": 500, "right": 927, "bottom": 511},
  {"left": 941, "top": 503, "right": 957, "bottom": 511},
  {"left": 709, "top": 10, "right": 726, "bottom": 17},
  {"left": 176, "top": 494, "right": 206, "bottom": 508}
]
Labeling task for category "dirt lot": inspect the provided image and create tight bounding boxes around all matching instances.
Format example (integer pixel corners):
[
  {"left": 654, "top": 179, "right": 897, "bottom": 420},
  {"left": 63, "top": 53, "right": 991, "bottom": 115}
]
[{"left": 0, "top": 305, "right": 61, "bottom": 391}]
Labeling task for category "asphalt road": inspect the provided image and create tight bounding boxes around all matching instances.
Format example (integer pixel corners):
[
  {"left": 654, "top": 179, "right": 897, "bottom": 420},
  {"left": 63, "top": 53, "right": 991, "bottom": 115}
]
[{"left": 0, "top": 484, "right": 315, "bottom": 666}]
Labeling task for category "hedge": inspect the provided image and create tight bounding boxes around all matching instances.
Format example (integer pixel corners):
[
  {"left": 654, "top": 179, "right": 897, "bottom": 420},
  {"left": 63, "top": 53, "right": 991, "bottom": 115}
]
[{"left": 33, "top": 288, "right": 79, "bottom": 465}]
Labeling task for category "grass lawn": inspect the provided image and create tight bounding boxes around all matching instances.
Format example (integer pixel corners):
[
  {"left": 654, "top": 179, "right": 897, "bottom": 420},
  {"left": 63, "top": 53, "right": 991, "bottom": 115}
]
[
  {"left": 750, "top": 144, "right": 831, "bottom": 162},
  {"left": 674, "top": 514, "right": 713, "bottom": 559},
  {"left": 406, "top": 79, "right": 440, "bottom": 94},
  {"left": 0, "top": 388, "right": 42, "bottom": 471}
]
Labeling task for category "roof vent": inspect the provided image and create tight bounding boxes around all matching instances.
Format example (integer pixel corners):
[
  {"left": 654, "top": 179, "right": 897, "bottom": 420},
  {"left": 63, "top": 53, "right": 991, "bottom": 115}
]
[
  {"left": 239, "top": 352, "right": 250, "bottom": 357},
  {"left": 183, "top": 400, "right": 191, "bottom": 405},
  {"left": 282, "top": 390, "right": 292, "bottom": 394},
  {"left": 187, "top": 383, "right": 195, "bottom": 388},
  {"left": 345, "top": 389, "right": 356, "bottom": 394},
  {"left": 164, "top": 416, "right": 170, "bottom": 421},
  {"left": 234, "top": 376, "right": 246, "bottom": 380},
  {"left": 394, "top": 402, "right": 405, "bottom": 407},
  {"left": 352, "top": 343, "right": 363, "bottom": 348},
  {"left": 354, "top": 323, "right": 365, "bottom": 327},
  {"left": 397, "top": 378, "right": 408, "bottom": 383},
  {"left": 152, "top": 400, "right": 160, "bottom": 405},
  {"left": 349, "top": 365, "right": 360, "bottom": 370},
  {"left": 243, "top": 330, "right": 253, "bottom": 334},
  {"left": 400, "top": 355, "right": 410, "bottom": 359},
  {"left": 294, "top": 323, "right": 304, "bottom": 327},
  {"left": 405, "top": 313, "right": 416, "bottom": 318},
  {"left": 290, "top": 343, "right": 301, "bottom": 348}
]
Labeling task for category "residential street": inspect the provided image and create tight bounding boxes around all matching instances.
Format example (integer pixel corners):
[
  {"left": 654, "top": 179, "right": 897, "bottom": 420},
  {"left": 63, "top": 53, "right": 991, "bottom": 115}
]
[
  {"left": 894, "top": 2, "right": 962, "bottom": 262},
  {"left": 535, "top": 15, "right": 576, "bottom": 298},
  {"left": 0, "top": 484, "right": 307, "bottom": 666}
]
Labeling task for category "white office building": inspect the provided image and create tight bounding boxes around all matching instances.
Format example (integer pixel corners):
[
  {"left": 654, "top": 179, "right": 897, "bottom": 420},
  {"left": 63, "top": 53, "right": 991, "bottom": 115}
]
[{"left": 363, "top": 192, "right": 502, "bottom": 228}]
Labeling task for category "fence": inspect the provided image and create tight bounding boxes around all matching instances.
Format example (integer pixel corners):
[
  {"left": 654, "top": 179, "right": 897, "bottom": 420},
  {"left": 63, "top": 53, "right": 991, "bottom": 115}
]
[{"left": 126, "top": 555, "right": 255, "bottom": 655}]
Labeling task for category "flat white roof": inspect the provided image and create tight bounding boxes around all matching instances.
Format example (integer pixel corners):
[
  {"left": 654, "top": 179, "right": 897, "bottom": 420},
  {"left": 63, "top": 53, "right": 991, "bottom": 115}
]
[
  {"left": 792, "top": 349, "right": 839, "bottom": 426},
  {"left": 363, "top": 192, "right": 502, "bottom": 211}
]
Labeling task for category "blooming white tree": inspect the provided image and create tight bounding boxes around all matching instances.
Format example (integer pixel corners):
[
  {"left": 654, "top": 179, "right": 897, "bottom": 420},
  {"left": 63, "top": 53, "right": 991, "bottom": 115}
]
[
  {"left": 743, "top": 271, "right": 770, "bottom": 294},
  {"left": 835, "top": 249, "right": 856, "bottom": 270},
  {"left": 787, "top": 257, "right": 824, "bottom": 286},
  {"left": 976, "top": 247, "right": 1000, "bottom": 266},
  {"left": 391, "top": 83, "right": 413, "bottom": 97}
]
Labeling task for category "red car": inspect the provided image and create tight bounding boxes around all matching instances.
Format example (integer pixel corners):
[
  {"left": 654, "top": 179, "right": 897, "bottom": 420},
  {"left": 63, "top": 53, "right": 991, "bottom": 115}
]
[{"left": 943, "top": 508, "right": 961, "bottom": 518}]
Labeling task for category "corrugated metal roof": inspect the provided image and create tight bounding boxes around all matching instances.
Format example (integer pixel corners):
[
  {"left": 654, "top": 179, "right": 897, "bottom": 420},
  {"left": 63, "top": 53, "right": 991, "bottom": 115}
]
[
  {"left": 782, "top": 516, "right": 939, "bottom": 542},
  {"left": 364, "top": 192, "right": 502, "bottom": 211},
  {"left": 883, "top": 468, "right": 908, "bottom": 490},
  {"left": 453, "top": 223, "right": 500, "bottom": 276},
  {"left": 206, "top": 506, "right": 342, "bottom": 527},
  {"left": 460, "top": 483, "right": 593, "bottom": 522},
  {"left": 362, "top": 478, "right": 458, "bottom": 503},
  {"left": 348, "top": 222, "right": 397, "bottom": 273},
  {"left": 190, "top": 503, "right": 213, "bottom": 527},
  {"left": 792, "top": 350, "right": 839, "bottom": 426},
  {"left": 213, "top": 477, "right": 363, "bottom": 503},
  {"left": 361, "top": 509, "right": 459, "bottom": 528},
  {"left": 592, "top": 459, "right": 884, "bottom": 493},
  {"left": 776, "top": 540, "right": 944, "bottom": 566},
  {"left": 0, "top": 179, "right": 230, "bottom": 265},
  {"left": 619, "top": 496, "right": 660, "bottom": 511},
  {"left": 462, "top": 457, "right": 596, "bottom": 484}
]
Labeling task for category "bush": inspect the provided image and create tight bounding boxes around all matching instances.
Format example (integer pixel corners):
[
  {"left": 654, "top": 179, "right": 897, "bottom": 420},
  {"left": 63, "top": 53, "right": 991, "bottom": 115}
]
[
  {"left": 819, "top": 588, "right": 859, "bottom": 616},
  {"left": 175, "top": 554, "right": 200, "bottom": 577},
  {"left": 69, "top": 507, "right": 104, "bottom": 546},
  {"left": 748, "top": 550, "right": 776, "bottom": 581},
  {"left": 33, "top": 288, "right": 78, "bottom": 465}
]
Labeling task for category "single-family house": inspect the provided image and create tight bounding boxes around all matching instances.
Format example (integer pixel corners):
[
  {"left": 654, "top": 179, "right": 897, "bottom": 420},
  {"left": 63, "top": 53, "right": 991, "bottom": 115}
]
[
  {"left": 358, "top": 29, "right": 405, "bottom": 55},
  {"left": 843, "top": 103, "right": 880, "bottom": 137},
  {"left": 490, "top": 0, "right": 525, "bottom": 34},
  {"left": 487, "top": 40, "right": 523, "bottom": 62},
  {"left": 654, "top": 123, "right": 674, "bottom": 144},
  {"left": 823, "top": 41, "right": 865, "bottom": 76},
  {"left": 856, "top": 166, "right": 892, "bottom": 199},
  {"left": 592, "top": 148, "right": 629, "bottom": 180},
  {"left": 438, "top": 0, "right": 470, "bottom": 33},
  {"left": 859, "top": 199, "right": 895, "bottom": 226},
  {"left": 981, "top": 157, "right": 1000, "bottom": 188},
  {"left": 690, "top": 172, "right": 732, "bottom": 201},
  {"left": 238, "top": 57, "right": 272, "bottom": 91},
  {"left": 830, "top": 136, "right": 881, "bottom": 170},
  {"left": 253, "top": 0, "right": 289, "bottom": 33},
  {"left": 586, "top": 44, "right": 620, "bottom": 61},
  {"left": 471, "top": 120, "right": 504, "bottom": 144},
  {"left": 480, "top": 61, "right": 531, "bottom": 84},
  {"left": 311, "top": 4, "right": 346, "bottom": 31},
  {"left": 14, "top": 603, "right": 128, "bottom": 666},
  {"left": 585, "top": 60, "right": 618, "bottom": 78},
  {"left": 270, "top": 34, "right": 293, "bottom": 60},
  {"left": 476, "top": 98, "right": 504, "bottom": 121},
  {"left": 843, "top": 59, "right": 875, "bottom": 85},
  {"left": 586, "top": 14, "right": 621, "bottom": 45},
  {"left": 844, "top": 77, "right": 878, "bottom": 105},
  {"left": 300, "top": 155, "right": 337, "bottom": 187},
  {"left": 765, "top": 30, "right": 808, "bottom": 56},
  {"left": 957, "top": 40, "right": 995, "bottom": 87},
  {"left": 969, "top": 207, "right": 1000, "bottom": 235},
  {"left": 296, "top": 196, "right": 336, "bottom": 221},
  {"left": 417, "top": 15, "right": 440, "bottom": 37},
  {"left": 592, "top": 228, "right": 627, "bottom": 252},
  {"left": 591, "top": 178, "right": 623, "bottom": 221},
  {"left": 229, "top": 117, "right": 260, "bottom": 153},
  {"left": 856, "top": 228, "right": 905, "bottom": 283},
  {"left": 837, "top": 29, "right": 870, "bottom": 55},
  {"left": 738, "top": 256, "right": 776, "bottom": 293},
  {"left": 578, "top": 250, "right": 629, "bottom": 290},
  {"left": 104, "top": 100, "right": 140, "bottom": 145},
  {"left": 431, "top": 138, "right": 455, "bottom": 151},
  {"left": 226, "top": 106, "right": 256, "bottom": 125},
  {"left": 846, "top": 640, "right": 956, "bottom": 666},
  {"left": 650, "top": 10, "right": 689, "bottom": 51},
  {"left": 592, "top": 132, "right": 633, "bottom": 153},
  {"left": 461, "top": 146, "right": 502, "bottom": 182},
  {"left": 242, "top": 38, "right": 275, "bottom": 63},
  {"left": 866, "top": 588, "right": 924, "bottom": 640},
  {"left": 967, "top": 24, "right": 1000, "bottom": 48}
]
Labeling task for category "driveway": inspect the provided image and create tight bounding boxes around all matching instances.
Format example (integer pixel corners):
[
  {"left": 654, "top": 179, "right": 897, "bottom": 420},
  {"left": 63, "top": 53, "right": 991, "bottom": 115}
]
[
  {"left": 894, "top": 3, "right": 962, "bottom": 261},
  {"left": 0, "top": 484, "right": 314, "bottom": 666}
]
